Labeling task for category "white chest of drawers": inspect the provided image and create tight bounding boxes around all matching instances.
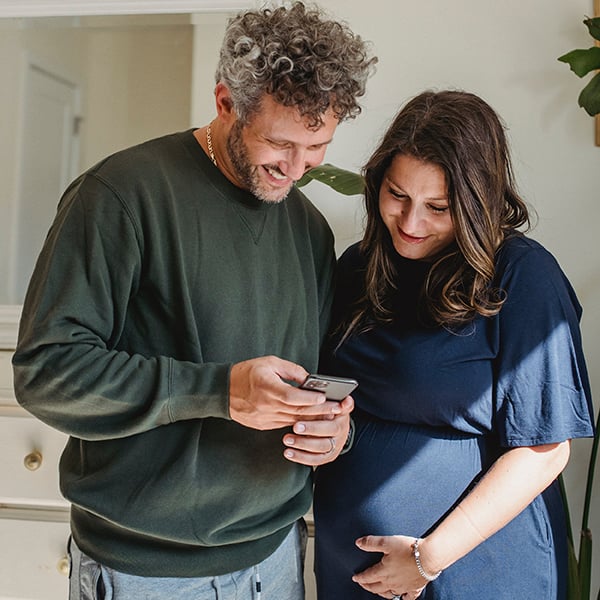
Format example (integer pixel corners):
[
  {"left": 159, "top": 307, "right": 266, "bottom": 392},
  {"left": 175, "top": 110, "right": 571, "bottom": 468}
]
[{"left": 0, "top": 345, "right": 70, "bottom": 600}]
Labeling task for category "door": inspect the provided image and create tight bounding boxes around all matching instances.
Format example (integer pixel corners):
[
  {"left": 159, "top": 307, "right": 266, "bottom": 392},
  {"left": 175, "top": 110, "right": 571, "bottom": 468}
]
[{"left": 12, "top": 63, "right": 79, "bottom": 303}]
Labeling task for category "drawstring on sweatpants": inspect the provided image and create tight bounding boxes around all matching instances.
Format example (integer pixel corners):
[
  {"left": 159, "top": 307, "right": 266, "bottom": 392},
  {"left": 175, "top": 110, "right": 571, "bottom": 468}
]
[{"left": 253, "top": 566, "right": 262, "bottom": 600}]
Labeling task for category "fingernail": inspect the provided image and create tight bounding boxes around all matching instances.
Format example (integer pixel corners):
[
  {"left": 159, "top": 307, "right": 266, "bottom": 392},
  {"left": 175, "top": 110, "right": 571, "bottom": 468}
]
[
  {"left": 294, "top": 422, "right": 306, "bottom": 433},
  {"left": 284, "top": 449, "right": 294, "bottom": 459},
  {"left": 284, "top": 436, "right": 294, "bottom": 445}
]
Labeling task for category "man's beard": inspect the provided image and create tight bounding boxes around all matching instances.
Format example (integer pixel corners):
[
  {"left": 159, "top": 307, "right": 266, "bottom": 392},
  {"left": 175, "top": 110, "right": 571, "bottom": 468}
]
[{"left": 226, "top": 121, "right": 294, "bottom": 203}]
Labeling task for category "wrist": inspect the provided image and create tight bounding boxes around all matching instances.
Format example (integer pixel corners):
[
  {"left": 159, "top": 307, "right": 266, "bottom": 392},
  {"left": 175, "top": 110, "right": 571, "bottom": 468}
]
[
  {"left": 411, "top": 538, "right": 443, "bottom": 582},
  {"left": 340, "top": 417, "right": 355, "bottom": 454}
]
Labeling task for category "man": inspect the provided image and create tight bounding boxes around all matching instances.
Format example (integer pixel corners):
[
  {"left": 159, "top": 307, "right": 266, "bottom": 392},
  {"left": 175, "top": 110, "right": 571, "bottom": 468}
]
[{"left": 12, "top": 2, "right": 376, "bottom": 598}]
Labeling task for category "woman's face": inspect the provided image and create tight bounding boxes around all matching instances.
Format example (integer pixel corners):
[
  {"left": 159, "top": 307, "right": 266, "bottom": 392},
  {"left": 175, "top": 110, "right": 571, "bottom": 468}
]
[{"left": 378, "top": 154, "right": 455, "bottom": 261}]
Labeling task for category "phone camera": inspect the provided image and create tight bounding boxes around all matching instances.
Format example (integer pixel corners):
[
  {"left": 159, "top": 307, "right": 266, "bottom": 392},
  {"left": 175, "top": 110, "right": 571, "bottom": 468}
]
[{"left": 307, "top": 380, "right": 328, "bottom": 390}]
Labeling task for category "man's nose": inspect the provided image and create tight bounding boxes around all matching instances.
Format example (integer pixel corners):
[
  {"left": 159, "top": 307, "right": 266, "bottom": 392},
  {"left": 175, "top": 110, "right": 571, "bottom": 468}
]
[{"left": 284, "top": 150, "right": 308, "bottom": 181}]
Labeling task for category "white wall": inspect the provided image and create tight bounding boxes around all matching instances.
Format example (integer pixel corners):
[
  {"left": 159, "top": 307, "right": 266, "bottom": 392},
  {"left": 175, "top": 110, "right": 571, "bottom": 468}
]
[
  {"left": 82, "top": 21, "right": 193, "bottom": 169},
  {"left": 0, "top": 16, "right": 193, "bottom": 304},
  {"left": 195, "top": 0, "right": 599, "bottom": 594},
  {"left": 0, "top": 23, "right": 89, "bottom": 304}
]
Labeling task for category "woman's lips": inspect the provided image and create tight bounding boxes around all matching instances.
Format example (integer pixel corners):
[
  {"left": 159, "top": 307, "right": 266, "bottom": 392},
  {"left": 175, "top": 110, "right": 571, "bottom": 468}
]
[{"left": 397, "top": 228, "right": 426, "bottom": 244}]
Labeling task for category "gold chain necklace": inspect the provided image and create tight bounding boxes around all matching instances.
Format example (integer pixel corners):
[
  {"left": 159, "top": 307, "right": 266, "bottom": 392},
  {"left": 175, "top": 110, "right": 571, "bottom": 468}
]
[{"left": 206, "top": 123, "right": 217, "bottom": 167}]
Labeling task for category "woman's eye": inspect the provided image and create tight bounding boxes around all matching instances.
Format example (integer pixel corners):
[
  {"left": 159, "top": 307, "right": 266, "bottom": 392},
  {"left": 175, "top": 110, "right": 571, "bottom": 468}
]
[
  {"left": 429, "top": 205, "right": 449, "bottom": 214},
  {"left": 389, "top": 188, "right": 407, "bottom": 200}
]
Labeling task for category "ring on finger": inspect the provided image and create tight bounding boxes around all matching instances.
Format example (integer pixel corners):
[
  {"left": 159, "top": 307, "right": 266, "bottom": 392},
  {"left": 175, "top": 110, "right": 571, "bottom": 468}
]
[{"left": 327, "top": 437, "right": 335, "bottom": 453}]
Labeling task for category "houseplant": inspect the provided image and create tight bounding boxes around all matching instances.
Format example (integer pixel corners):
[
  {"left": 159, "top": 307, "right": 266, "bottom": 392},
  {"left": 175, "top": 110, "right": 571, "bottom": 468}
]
[
  {"left": 558, "top": 16, "right": 600, "bottom": 116},
  {"left": 559, "top": 425, "right": 599, "bottom": 600},
  {"left": 297, "top": 163, "right": 365, "bottom": 196},
  {"left": 558, "top": 15, "right": 600, "bottom": 599}
]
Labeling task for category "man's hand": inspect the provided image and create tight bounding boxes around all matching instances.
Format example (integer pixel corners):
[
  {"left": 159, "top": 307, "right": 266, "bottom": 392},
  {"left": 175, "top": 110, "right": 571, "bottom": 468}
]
[
  {"left": 229, "top": 356, "right": 344, "bottom": 430},
  {"left": 282, "top": 396, "right": 354, "bottom": 466}
]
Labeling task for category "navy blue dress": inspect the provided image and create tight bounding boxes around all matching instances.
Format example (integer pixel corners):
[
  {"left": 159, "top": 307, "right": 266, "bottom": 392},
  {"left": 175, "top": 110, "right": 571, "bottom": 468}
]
[{"left": 313, "top": 235, "right": 595, "bottom": 600}]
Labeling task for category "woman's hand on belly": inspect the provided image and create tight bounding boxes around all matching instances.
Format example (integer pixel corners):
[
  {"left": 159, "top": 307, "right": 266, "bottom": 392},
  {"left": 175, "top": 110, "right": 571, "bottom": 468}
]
[{"left": 352, "top": 534, "right": 427, "bottom": 599}]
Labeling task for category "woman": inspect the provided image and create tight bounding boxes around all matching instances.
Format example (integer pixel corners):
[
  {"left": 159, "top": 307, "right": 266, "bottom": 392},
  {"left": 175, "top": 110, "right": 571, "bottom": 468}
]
[{"left": 313, "top": 90, "right": 595, "bottom": 600}]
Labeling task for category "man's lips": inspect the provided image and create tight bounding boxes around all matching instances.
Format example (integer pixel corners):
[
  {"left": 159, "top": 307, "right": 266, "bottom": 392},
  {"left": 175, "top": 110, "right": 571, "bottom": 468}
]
[{"left": 263, "top": 165, "right": 291, "bottom": 186}]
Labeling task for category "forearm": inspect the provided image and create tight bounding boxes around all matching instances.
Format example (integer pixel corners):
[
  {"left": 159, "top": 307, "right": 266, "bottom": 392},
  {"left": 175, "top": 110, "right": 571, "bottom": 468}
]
[
  {"left": 14, "top": 339, "right": 231, "bottom": 440},
  {"left": 420, "top": 441, "right": 571, "bottom": 575}
]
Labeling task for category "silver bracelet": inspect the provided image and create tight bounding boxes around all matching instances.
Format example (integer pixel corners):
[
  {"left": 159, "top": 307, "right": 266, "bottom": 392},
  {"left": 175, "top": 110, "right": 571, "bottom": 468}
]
[{"left": 411, "top": 539, "right": 442, "bottom": 582}]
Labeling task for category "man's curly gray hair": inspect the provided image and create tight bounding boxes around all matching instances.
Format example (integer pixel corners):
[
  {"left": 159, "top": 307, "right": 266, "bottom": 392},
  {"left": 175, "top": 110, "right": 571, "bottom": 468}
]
[{"left": 215, "top": 2, "right": 377, "bottom": 128}]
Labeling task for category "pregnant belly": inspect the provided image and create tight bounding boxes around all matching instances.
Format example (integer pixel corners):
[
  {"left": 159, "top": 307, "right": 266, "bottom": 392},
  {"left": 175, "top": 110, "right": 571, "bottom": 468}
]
[{"left": 314, "top": 411, "right": 493, "bottom": 545}]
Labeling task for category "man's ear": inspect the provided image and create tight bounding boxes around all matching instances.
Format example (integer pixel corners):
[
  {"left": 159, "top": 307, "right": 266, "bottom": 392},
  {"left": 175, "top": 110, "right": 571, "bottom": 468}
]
[{"left": 214, "top": 82, "right": 236, "bottom": 122}]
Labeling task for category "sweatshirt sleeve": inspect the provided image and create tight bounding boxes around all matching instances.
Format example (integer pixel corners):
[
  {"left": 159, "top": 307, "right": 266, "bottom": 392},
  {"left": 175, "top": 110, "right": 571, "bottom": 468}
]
[{"left": 12, "top": 173, "right": 231, "bottom": 441}]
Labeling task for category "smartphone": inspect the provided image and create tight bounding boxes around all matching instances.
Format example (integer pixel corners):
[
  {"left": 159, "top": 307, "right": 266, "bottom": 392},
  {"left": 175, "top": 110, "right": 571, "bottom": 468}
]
[{"left": 299, "top": 374, "right": 358, "bottom": 401}]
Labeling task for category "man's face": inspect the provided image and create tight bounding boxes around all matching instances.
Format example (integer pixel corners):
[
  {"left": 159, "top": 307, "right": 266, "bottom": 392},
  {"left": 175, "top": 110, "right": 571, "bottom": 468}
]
[{"left": 225, "top": 95, "right": 339, "bottom": 203}]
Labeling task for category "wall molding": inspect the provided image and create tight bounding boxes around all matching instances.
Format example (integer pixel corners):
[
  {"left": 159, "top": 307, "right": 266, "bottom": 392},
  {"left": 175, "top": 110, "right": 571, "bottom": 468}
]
[{"left": 0, "top": 0, "right": 253, "bottom": 18}]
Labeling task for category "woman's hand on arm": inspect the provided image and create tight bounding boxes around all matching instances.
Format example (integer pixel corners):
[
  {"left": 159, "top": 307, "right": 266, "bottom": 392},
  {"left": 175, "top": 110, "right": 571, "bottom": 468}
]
[{"left": 352, "top": 441, "right": 571, "bottom": 599}]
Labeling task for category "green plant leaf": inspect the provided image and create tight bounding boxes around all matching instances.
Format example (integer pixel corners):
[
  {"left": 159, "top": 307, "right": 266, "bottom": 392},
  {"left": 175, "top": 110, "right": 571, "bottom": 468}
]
[
  {"left": 296, "top": 163, "right": 365, "bottom": 196},
  {"left": 568, "top": 544, "right": 582, "bottom": 600},
  {"left": 578, "top": 71, "right": 600, "bottom": 116},
  {"left": 559, "top": 474, "right": 576, "bottom": 545},
  {"left": 566, "top": 536, "right": 582, "bottom": 599},
  {"left": 559, "top": 475, "right": 581, "bottom": 599},
  {"left": 558, "top": 47, "right": 600, "bottom": 78},
  {"left": 578, "top": 529, "right": 592, "bottom": 600},
  {"left": 584, "top": 16, "right": 600, "bottom": 42}
]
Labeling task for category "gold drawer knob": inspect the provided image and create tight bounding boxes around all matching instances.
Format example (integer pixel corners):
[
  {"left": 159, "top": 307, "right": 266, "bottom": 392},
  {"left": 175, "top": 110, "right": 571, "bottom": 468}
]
[
  {"left": 57, "top": 555, "right": 70, "bottom": 576},
  {"left": 23, "top": 450, "right": 43, "bottom": 471}
]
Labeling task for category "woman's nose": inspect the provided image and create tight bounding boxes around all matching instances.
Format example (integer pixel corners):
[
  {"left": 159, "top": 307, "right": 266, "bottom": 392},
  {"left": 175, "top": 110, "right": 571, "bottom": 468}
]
[{"left": 399, "top": 205, "right": 423, "bottom": 232}]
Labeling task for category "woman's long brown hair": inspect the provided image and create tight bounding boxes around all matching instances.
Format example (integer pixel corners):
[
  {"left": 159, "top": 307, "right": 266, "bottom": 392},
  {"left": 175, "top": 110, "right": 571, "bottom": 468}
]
[{"left": 341, "top": 90, "right": 532, "bottom": 341}]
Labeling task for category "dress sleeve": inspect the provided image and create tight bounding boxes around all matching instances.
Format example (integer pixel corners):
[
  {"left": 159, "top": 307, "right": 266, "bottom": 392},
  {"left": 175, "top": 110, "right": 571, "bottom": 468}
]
[{"left": 493, "top": 241, "right": 595, "bottom": 447}]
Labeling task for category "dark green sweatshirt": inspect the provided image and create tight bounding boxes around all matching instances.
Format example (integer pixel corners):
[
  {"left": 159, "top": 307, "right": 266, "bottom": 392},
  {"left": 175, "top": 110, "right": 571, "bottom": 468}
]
[{"left": 12, "top": 130, "right": 335, "bottom": 577}]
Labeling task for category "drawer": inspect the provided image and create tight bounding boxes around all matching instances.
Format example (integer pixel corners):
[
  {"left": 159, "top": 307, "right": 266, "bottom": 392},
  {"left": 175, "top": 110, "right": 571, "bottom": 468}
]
[
  {"left": 0, "top": 416, "right": 68, "bottom": 506},
  {"left": 0, "top": 517, "right": 70, "bottom": 600}
]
